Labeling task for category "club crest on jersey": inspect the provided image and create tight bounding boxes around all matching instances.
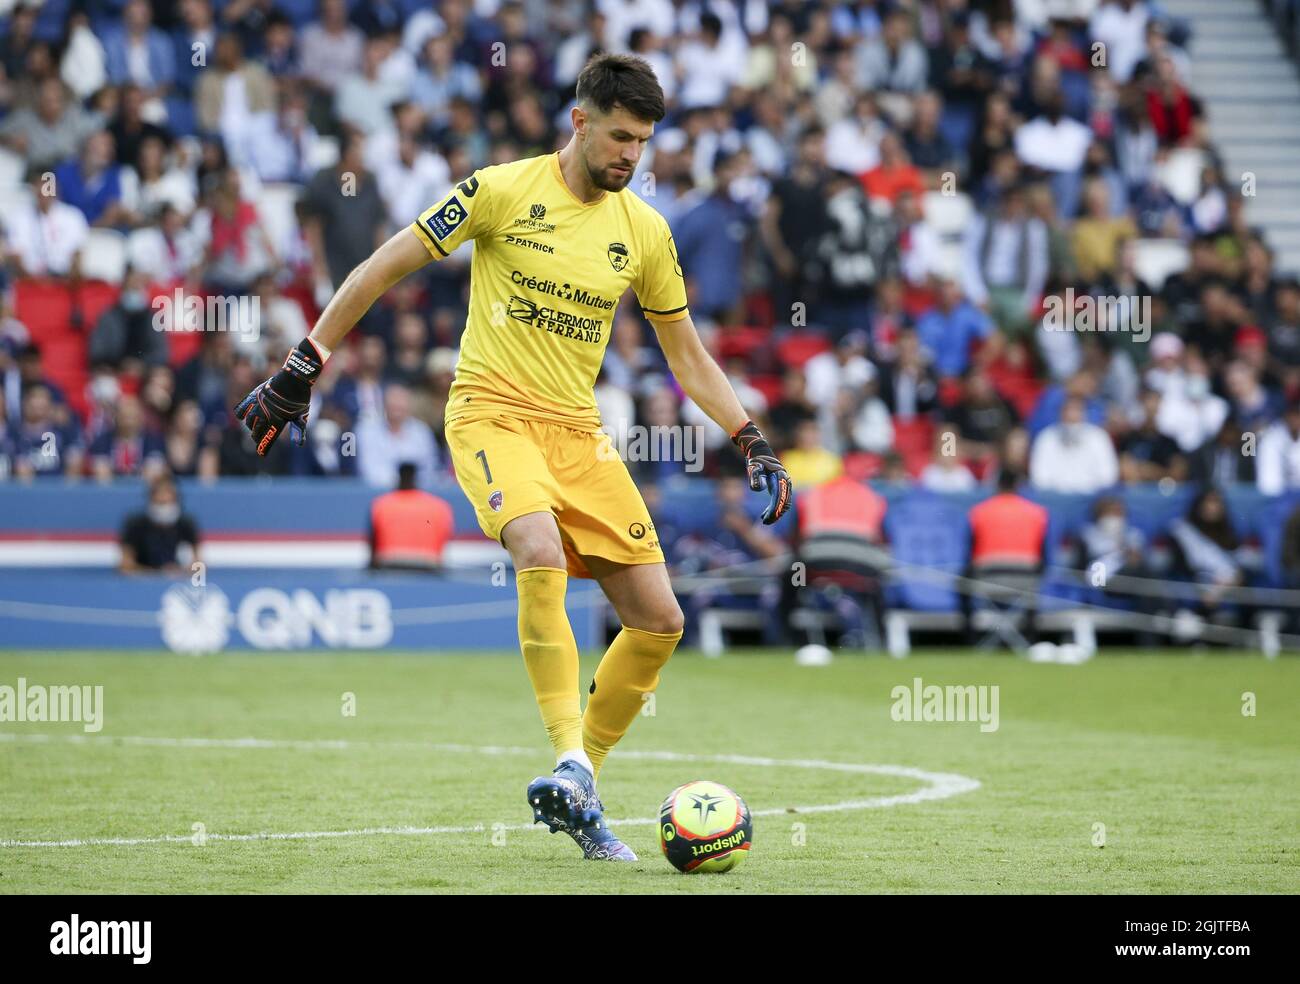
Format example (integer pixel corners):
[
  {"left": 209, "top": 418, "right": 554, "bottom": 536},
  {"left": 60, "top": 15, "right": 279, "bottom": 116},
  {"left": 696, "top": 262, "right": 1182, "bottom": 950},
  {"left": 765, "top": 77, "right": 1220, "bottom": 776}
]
[
  {"left": 607, "top": 242, "right": 629, "bottom": 272},
  {"left": 488, "top": 490, "right": 503, "bottom": 512},
  {"left": 425, "top": 196, "right": 466, "bottom": 240}
]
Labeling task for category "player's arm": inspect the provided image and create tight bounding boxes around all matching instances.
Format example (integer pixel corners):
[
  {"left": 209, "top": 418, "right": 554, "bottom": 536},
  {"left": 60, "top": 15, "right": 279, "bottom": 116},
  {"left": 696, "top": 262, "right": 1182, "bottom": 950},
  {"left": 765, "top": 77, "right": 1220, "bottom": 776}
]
[
  {"left": 234, "top": 228, "right": 432, "bottom": 455},
  {"left": 237, "top": 169, "right": 492, "bottom": 456},
  {"left": 649, "top": 311, "right": 793, "bottom": 525}
]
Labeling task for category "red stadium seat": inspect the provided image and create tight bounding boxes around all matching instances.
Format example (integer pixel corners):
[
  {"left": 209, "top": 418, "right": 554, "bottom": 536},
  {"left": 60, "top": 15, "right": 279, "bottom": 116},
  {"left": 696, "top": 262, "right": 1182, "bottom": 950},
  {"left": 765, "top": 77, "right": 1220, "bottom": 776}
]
[
  {"left": 14, "top": 279, "right": 74, "bottom": 342},
  {"left": 842, "top": 451, "right": 883, "bottom": 481},
  {"left": 716, "top": 325, "right": 770, "bottom": 362},
  {"left": 774, "top": 329, "right": 832, "bottom": 368},
  {"left": 891, "top": 416, "right": 935, "bottom": 478},
  {"left": 74, "top": 281, "right": 122, "bottom": 332},
  {"left": 13, "top": 279, "right": 121, "bottom": 343},
  {"left": 39, "top": 334, "right": 90, "bottom": 420},
  {"left": 749, "top": 373, "right": 784, "bottom": 408}
]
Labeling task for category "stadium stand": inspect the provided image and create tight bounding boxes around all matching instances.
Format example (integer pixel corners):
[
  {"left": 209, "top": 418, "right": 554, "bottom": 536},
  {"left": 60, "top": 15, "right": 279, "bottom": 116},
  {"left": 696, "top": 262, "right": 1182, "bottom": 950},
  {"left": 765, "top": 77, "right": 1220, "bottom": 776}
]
[{"left": 1, "top": 0, "right": 1299, "bottom": 653}]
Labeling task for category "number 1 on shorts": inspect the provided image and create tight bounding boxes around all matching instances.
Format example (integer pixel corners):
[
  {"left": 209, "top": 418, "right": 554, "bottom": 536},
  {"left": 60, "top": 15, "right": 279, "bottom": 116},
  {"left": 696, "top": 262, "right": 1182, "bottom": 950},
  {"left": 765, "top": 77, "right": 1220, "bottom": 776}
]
[{"left": 476, "top": 449, "right": 493, "bottom": 483}]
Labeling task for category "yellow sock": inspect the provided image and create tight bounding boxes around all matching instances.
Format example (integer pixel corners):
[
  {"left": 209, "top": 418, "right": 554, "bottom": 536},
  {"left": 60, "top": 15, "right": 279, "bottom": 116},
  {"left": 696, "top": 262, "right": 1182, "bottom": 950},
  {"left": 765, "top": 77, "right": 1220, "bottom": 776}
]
[
  {"left": 582, "top": 625, "right": 682, "bottom": 778},
  {"left": 516, "top": 567, "right": 583, "bottom": 757}
]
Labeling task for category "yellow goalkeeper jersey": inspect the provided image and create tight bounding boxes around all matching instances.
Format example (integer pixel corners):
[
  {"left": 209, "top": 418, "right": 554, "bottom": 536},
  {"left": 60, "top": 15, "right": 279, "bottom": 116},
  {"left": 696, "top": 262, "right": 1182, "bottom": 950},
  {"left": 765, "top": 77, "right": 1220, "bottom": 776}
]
[{"left": 411, "top": 152, "right": 689, "bottom": 432}]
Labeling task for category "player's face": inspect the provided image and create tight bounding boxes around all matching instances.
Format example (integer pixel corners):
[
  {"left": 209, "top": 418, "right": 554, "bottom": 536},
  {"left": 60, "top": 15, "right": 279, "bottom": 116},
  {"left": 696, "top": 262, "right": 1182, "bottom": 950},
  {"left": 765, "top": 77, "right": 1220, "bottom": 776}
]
[{"left": 579, "top": 105, "right": 653, "bottom": 192}]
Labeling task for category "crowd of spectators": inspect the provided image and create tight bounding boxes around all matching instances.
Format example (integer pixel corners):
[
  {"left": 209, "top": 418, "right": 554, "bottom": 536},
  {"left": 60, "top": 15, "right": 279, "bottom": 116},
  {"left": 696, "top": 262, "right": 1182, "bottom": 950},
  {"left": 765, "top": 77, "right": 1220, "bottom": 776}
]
[{"left": 1, "top": 0, "right": 1299, "bottom": 518}]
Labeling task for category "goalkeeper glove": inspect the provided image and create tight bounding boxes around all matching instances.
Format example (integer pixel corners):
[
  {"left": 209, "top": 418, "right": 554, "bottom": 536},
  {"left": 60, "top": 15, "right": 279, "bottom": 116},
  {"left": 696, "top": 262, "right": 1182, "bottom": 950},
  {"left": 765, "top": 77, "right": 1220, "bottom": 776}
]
[
  {"left": 731, "top": 419, "right": 793, "bottom": 525},
  {"left": 234, "top": 337, "right": 325, "bottom": 456}
]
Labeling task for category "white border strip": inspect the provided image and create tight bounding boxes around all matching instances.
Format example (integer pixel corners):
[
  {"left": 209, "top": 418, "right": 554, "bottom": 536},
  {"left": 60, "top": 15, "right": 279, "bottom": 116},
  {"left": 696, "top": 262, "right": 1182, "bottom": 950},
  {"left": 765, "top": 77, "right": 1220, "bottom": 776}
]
[{"left": 0, "top": 734, "right": 981, "bottom": 848}]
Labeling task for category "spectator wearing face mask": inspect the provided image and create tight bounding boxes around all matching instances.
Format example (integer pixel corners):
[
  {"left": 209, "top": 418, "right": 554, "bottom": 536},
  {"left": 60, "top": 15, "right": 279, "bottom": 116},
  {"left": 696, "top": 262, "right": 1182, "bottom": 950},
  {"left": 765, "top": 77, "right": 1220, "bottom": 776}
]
[
  {"left": 119, "top": 475, "right": 201, "bottom": 573},
  {"left": 1156, "top": 354, "right": 1229, "bottom": 453},
  {"left": 1029, "top": 395, "right": 1119, "bottom": 493},
  {"left": 1080, "top": 496, "right": 1148, "bottom": 596},
  {"left": 88, "top": 268, "right": 170, "bottom": 368}
]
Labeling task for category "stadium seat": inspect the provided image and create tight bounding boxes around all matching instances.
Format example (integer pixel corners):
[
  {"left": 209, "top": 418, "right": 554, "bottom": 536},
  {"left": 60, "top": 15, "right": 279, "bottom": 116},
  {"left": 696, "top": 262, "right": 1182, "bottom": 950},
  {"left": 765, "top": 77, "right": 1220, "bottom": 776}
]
[
  {"left": 891, "top": 416, "right": 935, "bottom": 477},
  {"left": 78, "top": 229, "right": 128, "bottom": 284},
  {"left": 39, "top": 334, "right": 90, "bottom": 419},
  {"left": 749, "top": 373, "right": 783, "bottom": 408},
  {"left": 882, "top": 493, "right": 969, "bottom": 656},
  {"left": 14, "top": 279, "right": 74, "bottom": 341},
  {"left": 842, "top": 452, "right": 883, "bottom": 481},
  {"left": 715, "top": 325, "right": 770, "bottom": 362},
  {"left": 774, "top": 329, "right": 831, "bottom": 368},
  {"left": 1130, "top": 238, "right": 1190, "bottom": 289},
  {"left": 76, "top": 280, "right": 124, "bottom": 336}
]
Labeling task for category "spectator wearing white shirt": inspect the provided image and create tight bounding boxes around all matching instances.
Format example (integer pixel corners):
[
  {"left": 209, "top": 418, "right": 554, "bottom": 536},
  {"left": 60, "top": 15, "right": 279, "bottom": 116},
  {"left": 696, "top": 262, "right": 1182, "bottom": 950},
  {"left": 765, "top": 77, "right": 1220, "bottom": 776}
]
[
  {"left": 1089, "top": 0, "right": 1150, "bottom": 84},
  {"left": 1156, "top": 356, "right": 1229, "bottom": 453},
  {"left": 920, "top": 424, "right": 977, "bottom": 492},
  {"left": 825, "top": 93, "right": 885, "bottom": 175},
  {"left": 1030, "top": 396, "right": 1119, "bottom": 492},
  {"left": 1257, "top": 404, "right": 1300, "bottom": 496},
  {"left": 803, "top": 331, "right": 876, "bottom": 414},
  {"left": 126, "top": 204, "right": 201, "bottom": 283},
  {"left": 298, "top": 0, "right": 364, "bottom": 93},
  {"left": 628, "top": 29, "right": 678, "bottom": 106},
  {"left": 675, "top": 12, "right": 745, "bottom": 108},
  {"left": 896, "top": 189, "right": 942, "bottom": 286},
  {"left": 355, "top": 384, "right": 440, "bottom": 488},
  {"left": 376, "top": 134, "right": 451, "bottom": 231},
  {"left": 1013, "top": 94, "right": 1093, "bottom": 174},
  {"left": 599, "top": 0, "right": 677, "bottom": 52},
  {"left": 336, "top": 38, "right": 408, "bottom": 136},
  {"left": 2, "top": 169, "right": 89, "bottom": 277}
]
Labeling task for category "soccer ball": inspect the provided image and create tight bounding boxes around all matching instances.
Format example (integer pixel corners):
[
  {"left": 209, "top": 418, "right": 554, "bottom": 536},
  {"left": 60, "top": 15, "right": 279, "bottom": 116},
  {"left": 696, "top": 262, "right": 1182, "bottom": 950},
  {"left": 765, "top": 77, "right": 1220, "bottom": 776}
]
[{"left": 657, "top": 780, "right": 752, "bottom": 873}]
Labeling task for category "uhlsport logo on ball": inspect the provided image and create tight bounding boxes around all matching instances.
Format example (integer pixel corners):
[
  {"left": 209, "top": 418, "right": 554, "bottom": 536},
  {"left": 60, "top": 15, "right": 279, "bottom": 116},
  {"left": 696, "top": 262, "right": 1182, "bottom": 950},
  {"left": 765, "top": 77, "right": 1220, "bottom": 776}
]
[{"left": 658, "top": 780, "right": 752, "bottom": 873}]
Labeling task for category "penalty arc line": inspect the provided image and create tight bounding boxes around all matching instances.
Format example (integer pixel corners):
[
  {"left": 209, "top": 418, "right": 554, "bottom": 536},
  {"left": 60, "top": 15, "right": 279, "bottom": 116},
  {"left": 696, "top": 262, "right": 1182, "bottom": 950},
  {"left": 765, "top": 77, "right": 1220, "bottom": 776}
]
[{"left": 0, "top": 733, "right": 981, "bottom": 849}]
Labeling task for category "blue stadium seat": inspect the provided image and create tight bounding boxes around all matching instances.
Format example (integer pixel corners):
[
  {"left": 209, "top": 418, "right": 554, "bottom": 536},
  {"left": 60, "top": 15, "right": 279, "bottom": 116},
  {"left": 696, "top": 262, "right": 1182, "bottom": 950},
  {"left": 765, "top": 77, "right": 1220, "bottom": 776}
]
[{"left": 883, "top": 493, "right": 968, "bottom": 612}]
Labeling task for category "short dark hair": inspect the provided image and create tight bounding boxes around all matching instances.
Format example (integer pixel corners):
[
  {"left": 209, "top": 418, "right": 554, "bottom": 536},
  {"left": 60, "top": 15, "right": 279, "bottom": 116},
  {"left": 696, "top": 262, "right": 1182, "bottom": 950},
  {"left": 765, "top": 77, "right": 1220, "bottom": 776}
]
[{"left": 576, "top": 53, "right": 665, "bottom": 123}]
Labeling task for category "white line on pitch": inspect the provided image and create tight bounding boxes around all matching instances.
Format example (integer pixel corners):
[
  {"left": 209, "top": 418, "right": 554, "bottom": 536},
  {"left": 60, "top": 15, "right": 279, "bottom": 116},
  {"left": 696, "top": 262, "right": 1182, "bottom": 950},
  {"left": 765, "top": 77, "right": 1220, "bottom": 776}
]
[{"left": 0, "top": 733, "right": 981, "bottom": 848}]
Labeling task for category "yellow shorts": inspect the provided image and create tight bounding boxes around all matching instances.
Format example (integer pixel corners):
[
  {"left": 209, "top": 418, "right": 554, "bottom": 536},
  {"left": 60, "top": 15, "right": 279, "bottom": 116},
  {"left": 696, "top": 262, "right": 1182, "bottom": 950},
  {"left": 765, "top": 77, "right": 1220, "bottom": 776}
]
[{"left": 445, "top": 414, "right": 664, "bottom": 579}]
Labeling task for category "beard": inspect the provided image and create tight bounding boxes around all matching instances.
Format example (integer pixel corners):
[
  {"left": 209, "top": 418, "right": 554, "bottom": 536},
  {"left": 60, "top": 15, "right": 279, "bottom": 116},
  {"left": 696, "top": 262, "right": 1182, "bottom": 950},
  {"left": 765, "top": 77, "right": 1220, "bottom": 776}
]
[{"left": 584, "top": 153, "right": 633, "bottom": 192}]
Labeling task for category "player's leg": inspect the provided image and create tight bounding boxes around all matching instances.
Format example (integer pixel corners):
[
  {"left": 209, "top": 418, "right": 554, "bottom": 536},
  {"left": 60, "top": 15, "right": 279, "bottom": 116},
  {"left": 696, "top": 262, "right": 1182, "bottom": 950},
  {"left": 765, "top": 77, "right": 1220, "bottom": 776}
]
[
  {"left": 444, "top": 418, "right": 586, "bottom": 761},
  {"left": 500, "top": 511, "right": 588, "bottom": 769},
  {"left": 504, "top": 513, "right": 633, "bottom": 857},
  {"left": 582, "top": 558, "right": 684, "bottom": 779},
  {"left": 507, "top": 514, "right": 636, "bottom": 860}
]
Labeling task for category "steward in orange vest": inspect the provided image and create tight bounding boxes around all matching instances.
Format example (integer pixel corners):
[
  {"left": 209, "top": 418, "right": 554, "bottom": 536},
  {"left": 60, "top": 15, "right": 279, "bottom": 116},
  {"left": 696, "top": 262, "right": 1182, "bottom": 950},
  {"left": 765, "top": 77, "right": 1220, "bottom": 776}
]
[
  {"left": 786, "top": 474, "right": 889, "bottom": 646},
  {"left": 369, "top": 462, "right": 454, "bottom": 570},
  {"left": 967, "top": 468, "right": 1049, "bottom": 570}
]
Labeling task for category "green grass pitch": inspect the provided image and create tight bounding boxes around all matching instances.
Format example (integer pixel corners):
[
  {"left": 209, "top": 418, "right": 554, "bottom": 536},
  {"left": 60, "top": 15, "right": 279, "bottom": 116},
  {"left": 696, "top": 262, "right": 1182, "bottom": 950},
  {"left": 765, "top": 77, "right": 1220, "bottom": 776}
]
[{"left": 0, "top": 649, "right": 1296, "bottom": 894}]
